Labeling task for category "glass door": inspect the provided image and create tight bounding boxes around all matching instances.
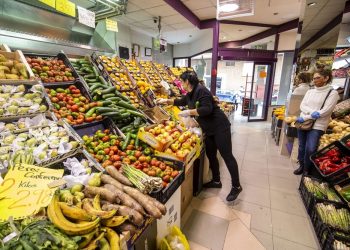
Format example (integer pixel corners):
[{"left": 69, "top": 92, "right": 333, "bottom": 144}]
[{"left": 248, "top": 62, "right": 273, "bottom": 121}]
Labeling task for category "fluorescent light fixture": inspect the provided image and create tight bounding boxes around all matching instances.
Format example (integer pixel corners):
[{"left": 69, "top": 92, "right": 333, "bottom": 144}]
[
  {"left": 218, "top": 3, "right": 239, "bottom": 12},
  {"left": 307, "top": 2, "right": 316, "bottom": 7}
]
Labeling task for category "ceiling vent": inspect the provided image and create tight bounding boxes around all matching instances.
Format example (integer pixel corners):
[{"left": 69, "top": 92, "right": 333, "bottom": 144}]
[{"left": 217, "top": 0, "right": 255, "bottom": 20}]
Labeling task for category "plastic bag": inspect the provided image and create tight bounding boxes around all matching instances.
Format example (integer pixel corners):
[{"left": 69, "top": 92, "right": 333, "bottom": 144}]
[
  {"left": 159, "top": 226, "right": 190, "bottom": 250},
  {"left": 179, "top": 116, "right": 198, "bottom": 129}
]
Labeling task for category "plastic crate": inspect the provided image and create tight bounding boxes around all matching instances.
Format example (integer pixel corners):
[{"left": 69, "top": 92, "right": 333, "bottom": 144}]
[
  {"left": 299, "top": 176, "right": 344, "bottom": 215},
  {"left": 322, "top": 229, "right": 350, "bottom": 250},
  {"left": 149, "top": 157, "right": 185, "bottom": 204},
  {"left": 310, "top": 141, "right": 350, "bottom": 183},
  {"left": 341, "top": 134, "right": 350, "bottom": 150},
  {"left": 24, "top": 52, "right": 79, "bottom": 84},
  {"left": 334, "top": 178, "right": 350, "bottom": 206}
]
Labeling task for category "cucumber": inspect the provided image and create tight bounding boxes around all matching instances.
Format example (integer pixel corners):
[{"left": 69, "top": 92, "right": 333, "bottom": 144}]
[
  {"left": 96, "top": 107, "right": 119, "bottom": 114},
  {"left": 105, "top": 97, "right": 121, "bottom": 102},
  {"left": 86, "top": 81, "right": 102, "bottom": 87},
  {"left": 101, "top": 100, "right": 113, "bottom": 106},
  {"left": 127, "top": 110, "right": 145, "bottom": 118},
  {"left": 100, "top": 112, "right": 121, "bottom": 117},
  {"left": 100, "top": 86, "right": 116, "bottom": 95},
  {"left": 117, "top": 100, "right": 137, "bottom": 111},
  {"left": 92, "top": 65, "right": 99, "bottom": 76},
  {"left": 85, "top": 74, "right": 96, "bottom": 79},
  {"left": 81, "top": 64, "right": 91, "bottom": 68},
  {"left": 85, "top": 78, "right": 100, "bottom": 83},
  {"left": 90, "top": 83, "right": 105, "bottom": 92},
  {"left": 120, "top": 112, "right": 130, "bottom": 119},
  {"left": 114, "top": 90, "right": 130, "bottom": 102},
  {"left": 99, "top": 76, "right": 110, "bottom": 86},
  {"left": 122, "top": 132, "right": 131, "bottom": 150},
  {"left": 78, "top": 59, "right": 89, "bottom": 65},
  {"left": 102, "top": 93, "right": 116, "bottom": 99}
]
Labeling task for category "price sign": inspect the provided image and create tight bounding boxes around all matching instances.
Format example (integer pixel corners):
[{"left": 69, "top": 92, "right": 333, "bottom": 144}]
[
  {"left": 56, "top": 0, "right": 76, "bottom": 17},
  {"left": 78, "top": 6, "right": 95, "bottom": 28},
  {"left": 0, "top": 164, "right": 64, "bottom": 222},
  {"left": 40, "top": 0, "right": 55, "bottom": 8},
  {"left": 106, "top": 18, "right": 118, "bottom": 32}
]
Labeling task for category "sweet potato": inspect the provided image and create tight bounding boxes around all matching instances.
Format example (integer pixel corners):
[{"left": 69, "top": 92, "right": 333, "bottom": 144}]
[
  {"left": 150, "top": 197, "right": 167, "bottom": 215},
  {"left": 122, "top": 186, "right": 162, "bottom": 219},
  {"left": 105, "top": 166, "right": 133, "bottom": 186},
  {"left": 84, "top": 185, "right": 119, "bottom": 203},
  {"left": 102, "top": 203, "right": 144, "bottom": 226},
  {"left": 117, "top": 222, "right": 137, "bottom": 235},
  {"left": 101, "top": 174, "right": 124, "bottom": 189}
]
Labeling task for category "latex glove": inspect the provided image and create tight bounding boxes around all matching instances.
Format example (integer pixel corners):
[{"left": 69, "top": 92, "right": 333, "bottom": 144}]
[
  {"left": 296, "top": 117, "right": 304, "bottom": 123},
  {"left": 156, "top": 98, "right": 168, "bottom": 105},
  {"left": 179, "top": 110, "right": 191, "bottom": 117},
  {"left": 311, "top": 111, "right": 320, "bottom": 119}
]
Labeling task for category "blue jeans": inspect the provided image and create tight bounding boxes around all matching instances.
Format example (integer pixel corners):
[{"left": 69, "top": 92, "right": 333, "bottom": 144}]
[{"left": 297, "top": 129, "right": 324, "bottom": 173}]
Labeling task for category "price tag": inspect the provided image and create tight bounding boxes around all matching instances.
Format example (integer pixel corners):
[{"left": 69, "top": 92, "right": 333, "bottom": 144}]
[
  {"left": 40, "top": 0, "right": 55, "bottom": 8},
  {"left": 56, "top": 0, "right": 76, "bottom": 17},
  {"left": 77, "top": 6, "right": 95, "bottom": 28},
  {"left": 160, "top": 80, "right": 170, "bottom": 90},
  {"left": 0, "top": 164, "right": 64, "bottom": 222},
  {"left": 106, "top": 18, "right": 118, "bottom": 32}
]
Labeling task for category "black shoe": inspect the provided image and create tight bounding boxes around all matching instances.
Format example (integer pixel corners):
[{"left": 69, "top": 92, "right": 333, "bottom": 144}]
[
  {"left": 203, "top": 180, "right": 222, "bottom": 189},
  {"left": 293, "top": 166, "right": 304, "bottom": 175},
  {"left": 226, "top": 186, "right": 242, "bottom": 202}
]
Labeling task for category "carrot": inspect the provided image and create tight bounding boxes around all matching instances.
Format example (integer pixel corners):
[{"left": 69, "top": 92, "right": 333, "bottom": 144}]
[
  {"left": 122, "top": 186, "right": 162, "bottom": 219},
  {"left": 103, "top": 184, "right": 145, "bottom": 214},
  {"left": 101, "top": 174, "right": 124, "bottom": 189},
  {"left": 102, "top": 203, "right": 144, "bottom": 226},
  {"left": 106, "top": 166, "right": 133, "bottom": 186}
]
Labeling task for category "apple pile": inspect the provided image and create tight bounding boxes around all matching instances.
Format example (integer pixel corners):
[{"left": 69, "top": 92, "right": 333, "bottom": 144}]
[
  {"left": 165, "top": 131, "right": 200, "bottom": 160},
  {"left": 26, "top": 57, "right": 76, "bottom": 83},
  {"left": 140, "top": 120, "right": 181, "bottom": 146}
]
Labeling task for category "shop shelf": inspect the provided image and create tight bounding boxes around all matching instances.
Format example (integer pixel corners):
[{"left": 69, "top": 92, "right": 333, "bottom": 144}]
[
  {"left": 24, "top": 52, "right": 79, "bottom": 84},
  {"left": 322, "top": 229, "right": 350, "bottom": 250},
  {"left": 340, "top": 134, "right": 350, "bottom": 150},
  {"left": 149, "top": 157, "right": 185, "bottom": 204},
  {"left": 334, "top": 178, "right": 350, "bottom": 207},
  {"left": 310, "top": 141, "right": 350, "bottom": 183}
]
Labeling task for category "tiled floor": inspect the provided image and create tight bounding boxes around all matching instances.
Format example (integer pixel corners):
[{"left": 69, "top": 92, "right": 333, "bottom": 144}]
[{"left": 182, "top": 113, "right": 319, "bottom": 250}]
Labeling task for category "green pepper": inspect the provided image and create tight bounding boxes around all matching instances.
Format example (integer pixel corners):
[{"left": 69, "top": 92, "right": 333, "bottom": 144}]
[
  {"left": 110, "top": 139, "right": 116, "bottom": 146},
  {"left": 129, "top": 156, "right": 136, "bottom": 162},
  {"left": 53, "top": 103, "right": 60, "bottom": 110},
  {"left": 56, "top": 88, "right": 65, "bottom": 93},
  {"left": 110, "top": 135, "right": 118, "bottom": 139},
  {"left": 143, "top": 147, "right": 151, "bottom": 155},
  {"left": 40, "top": 72, "right": 48, "bottom": 77},
  {"left": 50, "top": 89, "right": 57, "bottom": 96},
  {"left": 103, "top": 142, "right": 111, "bottom": 148},
  {"left": 97, "top": 150, "right": 105, "bottom": 155},
  {"left": 71, "top": 112, "right": 79, "bottom": 118},
  {"left": 85, "top": 107, "right": 97, "bottom": 118},
  {"left": 65, "top": 89, "right": 71, "bottom": 94}
]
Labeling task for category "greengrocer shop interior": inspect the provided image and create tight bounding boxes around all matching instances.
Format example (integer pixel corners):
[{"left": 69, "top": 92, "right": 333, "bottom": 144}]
[{"left": 1, "top": 0, "right": 349, "bottom": 122}]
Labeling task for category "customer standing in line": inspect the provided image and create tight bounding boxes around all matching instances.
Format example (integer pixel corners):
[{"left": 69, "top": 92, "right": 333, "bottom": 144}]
[
  {"left": 156, "top": 71, "right": 242, "bottom": 202},
  {"left": 294, "top": 69, "right": 339, "bottom": 175},
  {"left": 293, "top": 72, "right": 311, "bottom": 95}
]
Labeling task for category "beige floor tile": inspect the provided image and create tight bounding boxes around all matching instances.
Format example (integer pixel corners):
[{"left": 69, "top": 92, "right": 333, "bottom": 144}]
[
  {"left": 269, "top": 175, "right": 299, "bottom": 195},
  {"left": 251, "top": 229, "right": 273, "bottom": 250},
  {"left": 231, "top": 200, "right": 273, "bottom": 234},
  {"left": 232, "top": 209, "right": 251, "bottom": 229},
  {"left": 267, "top": 167, "right": 299, "bottom": 181},
  {"left": 236, "top": 184, "right": 270, "bottom": 207},
  {"left": 273, "top": 236, "right": 317, "bottom": 250},
  {"left": 245, "top": 152, "right": 268, "bottom": 161},
  {"left": 188, "top": 241, "right": 211, "bottom": 250},
  {"left": 223, "top": 220, "right": 265, "bottom": 250},
  {"left": 191, "top": 196, "right": 238, "bottom": 221},
  {"left": 271, "top": 210, "right": 318, "bottom": 248},
  {"left": 242, "top": 159, "right": 269, "bottom": 174},
  {"left": 240, "top": 170, "right": 270, "bottom": 189},
  {"left": 270, "top": 190, "right": 307, "bottom": 217}
]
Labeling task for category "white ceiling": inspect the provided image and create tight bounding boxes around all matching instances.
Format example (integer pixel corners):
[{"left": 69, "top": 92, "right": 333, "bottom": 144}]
[{"left": 219, "top": 24, "right": 268, "bottom": 42}]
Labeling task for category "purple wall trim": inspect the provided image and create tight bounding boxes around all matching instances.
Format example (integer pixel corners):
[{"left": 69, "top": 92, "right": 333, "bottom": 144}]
[
  {"left": 274, "top": 33, "right": 280, "bottom": 51},
  {"left": 200, "top": 19, "right": 216, "bottom": 29},
  {"left": 220, "top": 19, "right": 276, "bottom": 28},
  {"left": 211, "top": 21, "right": 220, "bottom": 94},
  {"left": 163, "top": 0, "right": 201, "bottom": 28},
  {"left": 218, "top": 48, "right": 277, "bottom": 62},
  {"left": 277, "top": 18, "right": 299, "bottom": 33}
]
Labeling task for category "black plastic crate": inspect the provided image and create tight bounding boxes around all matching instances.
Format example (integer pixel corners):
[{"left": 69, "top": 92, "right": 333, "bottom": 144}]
[
  {"left": 149, "top": 157, "right": 185, "bottom": 204},
  {"left": 74, "top": 117, "right": 124, "bottom": 139},
  {"left": 341, "top": 134, "right": 350, "bottom": 150},
  {"left": 285, "top": 125, "right": 298, "bottom": 138},
  {"left": 310, "top": 141, "right": 350, "bottom": 183},
  {"left": 322, "top": 229, "right": 350, "bottom": 250},
  {"left": 24, "top": 52, "right": 79, "bottom": 84},
  {"left": 334, "top": 178, "right": 350, "bottom": 206},
  {"left": 299, "top": 176, "right": 344, "bottom": 215}
]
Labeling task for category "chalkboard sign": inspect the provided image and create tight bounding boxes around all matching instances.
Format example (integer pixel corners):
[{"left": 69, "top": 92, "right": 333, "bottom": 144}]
[{"left": 119, "top": 46, "right": 130, "bottom": 59}]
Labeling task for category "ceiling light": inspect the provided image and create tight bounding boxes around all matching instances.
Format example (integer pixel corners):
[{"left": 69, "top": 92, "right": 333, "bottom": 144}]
[
  {"left": 189, "top": 35, "right": 192, "bottom": 37},
  {"left": 218, "top": 3, "right": 239, "bottom": 12},
  {"left": 238, "top": 29, "right": 242, "bottom": 32},
  {"left": 308, "top": 2, "right": 317, "bottom": 7},
  {"left": 273, "top": 12, "right": 278, "bottom": 15}
]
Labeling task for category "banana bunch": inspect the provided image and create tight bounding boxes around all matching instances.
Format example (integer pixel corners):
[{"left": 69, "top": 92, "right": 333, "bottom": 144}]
[{"left": 48, "top": 191, "right": 127, "bottom": 249}]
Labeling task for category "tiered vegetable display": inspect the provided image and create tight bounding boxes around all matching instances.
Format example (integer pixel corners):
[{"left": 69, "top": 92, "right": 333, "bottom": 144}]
[
  {"left": 314, "top": 147, "right": 350, "bottom": 175},
  {"left": 26, "top": 56, "right": 76, "bottom": 83},
  {"left": 122, "top": 60, "right": 154, "bottom": 94},
  {"left": 319, "top": 119, "right": 350, "bottom": 149},
  {"left": 0, "top": 54, "right": 29, "bottom": 80},
  {"left": 316, "top": 203, "right": 350, "bottom": 232},
  {"left": 154, "top": 63, "right": 181, "bottom": 96},
  {"left": 303, "top": 177, "right": 342, "bottom": 202}
]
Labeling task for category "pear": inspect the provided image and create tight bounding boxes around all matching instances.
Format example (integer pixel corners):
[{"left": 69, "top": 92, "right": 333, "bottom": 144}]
[
  {"left": 69, "top": 141, "right": 79, "bottom": 149},
  {"left": 70, "top": 184, "right": 83, "bottom": 195},
  {"left": 26, "top": 138, "right": 37, "bottom": 147},
  {"left": 17, "top": 122, "right": 26, "bottom": 129},
  {"left": 18, "top": 107, "right": 30, "bottom": 115},
  {"left": 17, "top": 133, "right": 28, "bottom": 140},
  {"left": 88, "top": 173, "right": 102, "bottom": 187},
  {"left": 8, "top": 105, "right": 18, "bottom": 115},
  {"left": 4, "top": 134, "right": 15, "bottom": 144},
  {"left": 50, "top": 149, "right": 58, "bottom": 157},
  {"left": 5, "top": 123, "right": 16, "bottom": 131},
  {"left": 39, "top": 105, "right": 47, "bottom": 112},
  {"left": 33, "top": 97, "right": 42, "bottom": 104},
  {"left": 17, "top": 85, "right": 25, "bottom": 92},
  {"left": 24, "top": 93, "right": 34, "bottom": 100}
]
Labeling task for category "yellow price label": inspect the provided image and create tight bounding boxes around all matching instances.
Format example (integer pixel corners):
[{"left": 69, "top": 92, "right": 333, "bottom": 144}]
[
  {"left": 40, "top": 0, "right": 55, "bottom": 8},
  {"left": 0, "top": 164, "right": 64, "bottom": 222},
  {"left": 56, "top": 0, "right": 76, "bottom": 17}
]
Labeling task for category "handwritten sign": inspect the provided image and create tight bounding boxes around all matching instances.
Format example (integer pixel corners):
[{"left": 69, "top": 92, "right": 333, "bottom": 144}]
[
  {"left": 40, "top": 0, "right": 55, "bottom": 8},
  {"left": 106, "top": 18, "right": 118, "bottom": 32},
  {"left": 56, "top": 0, "right": 76, "bottom": 17},
  {"left": 0, "top": 164, "right": 64, "bottom": 222},
  {"left": 78, "top": 6, "right": 95, "bottom": 28}
]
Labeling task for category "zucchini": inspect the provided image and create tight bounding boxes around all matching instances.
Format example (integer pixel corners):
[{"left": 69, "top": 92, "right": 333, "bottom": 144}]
[
  {"left": 86, "top": 81, "right": 102, "bottom": 87},
  {"left": 105, "top": 97, "right": 121, "bottom": 102},
  {"left": 82, "top": 67, "right": 93, "bottom": 73},
  {"left": 117, "top": 100, "right": 137, "bottom": 111},
  {"left": 102, "top": 93, "right": 116, "bottom": 99},
  {"left": 95, "top": 107, "right": 119, "bottom": 114},
  {"left": 120, "top": 112, "right": 130, "bottom": 119},
  {"left": 90, "top": 83, "right": 105, "bottom": 92},
  {"left": 81, "top": 64, "right": 91, "bottom": 68},
  {"left": 114, "top": 90, "right": 130, "bottom": 102},
  {"left": 122, "top": 132, "right": 131, "bottom": 150},
  {"left": 85, "top": 107, "right": 97, "bottom": 118},
  {"left": 126, "top": 110, "right": 144, "bottom": 118},
  {"left": 92, "top": 65, "right": 99, "bottom": 76},
  {"left": 78, "top": 59, "right": 89, "bottom": 65},
  {"left": 121, "top": 125, "right": 133, "bottom": 132},
  {"left": 100, "top": 112, "right": 121, "bottom": 117},
  {"left": 100, "top": 100, "right": 113, "bottom": 106},
  {"left": 100, "top": 86, "right": 116, "bottom": 95},
  {"left": 99, "top": 76, "right": 110, "bottom": 86},
  {"left": 85, "top": 78, "right": 100, "bottom": 83},
  {"left": 93, "top": 95, "right": 101, "bottom": 101},
  {"left": 85, "top": 74, "right": 96, "bottom": 79}
]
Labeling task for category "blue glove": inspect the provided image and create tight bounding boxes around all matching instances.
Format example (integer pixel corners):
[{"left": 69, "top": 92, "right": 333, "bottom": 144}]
[
  {"left": 296, "top": 117, "right": 304, "bottom": 123},
  {"left": 311, "top": 111, "right": 320, "bottom": 119}
]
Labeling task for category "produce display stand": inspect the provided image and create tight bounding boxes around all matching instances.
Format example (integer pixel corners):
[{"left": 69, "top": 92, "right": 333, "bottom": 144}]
[{"left": 0, "top": 43, "right": 11, "bottom": 52}]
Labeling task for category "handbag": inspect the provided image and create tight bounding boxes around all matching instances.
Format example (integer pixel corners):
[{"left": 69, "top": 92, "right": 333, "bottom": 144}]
[{"left": 295, "top": 89, "right": 332, "bottom": 131}]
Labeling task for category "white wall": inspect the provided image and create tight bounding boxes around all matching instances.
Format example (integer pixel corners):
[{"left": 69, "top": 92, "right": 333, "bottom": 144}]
[
  {"left": 278, "top": 30, "right": 298, "bottom": 51},
  {"left": 173, "top": 31, "right": 213, "bottom": 57},
  {"left": 217, "top": 61, "right": 248, "bottom": 91}
]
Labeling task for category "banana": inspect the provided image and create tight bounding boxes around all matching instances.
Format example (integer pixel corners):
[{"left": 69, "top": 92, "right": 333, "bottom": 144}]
[
  {"left": 100, "top": 237, "right": 111, "bottom": 250},
  {"left": 47, "top": 195, "right": 100, "bottom": 235},
  {"left": 103, "top": 227, "right": 120, "bottom": 250},
  {"left": 82, "top": 232, "right": 105, "bottom": 250},
  {"left": 59, "top": 202, "right": 95, "bottom": 221},
  {"left": 79, "top": 228, "right": 99, "bottom": 248},
  {"left": 101, "top": 216, "right": 128, "bottom": 227},
  {"left": 82, "top": 198, "right": 116, "bottom": 219},
  {"left": 92, "top": 194, "right": 102, "bottom": 210}
]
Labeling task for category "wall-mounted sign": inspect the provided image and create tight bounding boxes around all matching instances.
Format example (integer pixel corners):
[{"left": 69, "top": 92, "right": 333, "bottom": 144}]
[
  {"left": 259, "top": 71, "right": 267, "bottom": 78},
  {"left": 106, "top": 19, "right": 118, "bottom": 32},
  {"left": 78, "top": 6, "right": 95, "bottom": 28},
  {"left": 56, "top": 0, "right": 76, "bottom": 17},
  {"left": 40, "top": 0, "right": 55, "bottom": 8}
]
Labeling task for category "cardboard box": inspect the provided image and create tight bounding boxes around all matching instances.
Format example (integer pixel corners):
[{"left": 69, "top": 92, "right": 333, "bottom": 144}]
[
  {"left": 137, "top": 124, "right": 174, "bottom": 151},
  {"left": 181, "top": 163, "right": 194, "bottom": 216},
  {"left": 143, "top": 105, "right": 170, "bottom": 124},
  {"left": 132, "top": 219, "right": 157, "bottom": 250},
  {"left": 0, "top": 50, "right": 34, "bottom": 83},
  {"left": 155, "top": 142, "right": 200, "bottom": 164},
  {"left": 156, "top": 187, "right": 181, "bottom": 246}
]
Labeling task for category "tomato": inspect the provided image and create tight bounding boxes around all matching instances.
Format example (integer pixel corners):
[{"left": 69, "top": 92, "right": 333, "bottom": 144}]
[
  {"left": 123, "top": 157, "right": 131, "bottom": 164},
  {"left": 163, "top": 175, "right": 171, "bottom": 182},
  {"left": 135, "top": 164, "right": 142, "bottom": 170},
  {"left": 104, "top": 129, "right": 110, "bottom": 134},
  {"left": 134, "top": 151, "right": 142, "bottom": 158},
  {"left": 159, "top": 163, "right": 166, "bottom": 171},
  {"left": 148, "top": 170, "right": 156, "bottom": 177},
  {"left": 162, "top": 181, "right": 168, "bottom": 188},
  {"left": 171, "top": 170, "right": 179, "bottom": 178},
  {"left": 71, "top": 104, "right": 79, "bottom": 112},
  {"left": 51, "top": 97, "right": 59, "bottom": 103},
  {"left": 104, "top": 148, "right": 110, "bottom": 155},
  {"left": 96, "top": 115, "right": 103, "bottom": 121},
  {"left": 139, "top": 156, "right": 147, "bottom": 162},
  {"left": 69, "top": 85, "right": 76, "bottom": 91},
  {"left": 110, "top": 155, "right": 120, "bottom": 162},
  {"left": 102, "top": 160, "right": 113, "bottom": 168},
  {"left": 66, "top": 115, "right": 74, "bottom": 121},
  {"left": 113, "top": 161, "right": 122, "bottom": 169},
  {"left": 110, "top": 146, "right": 118, "bottom": 152},
  {"left": 101, "top": 136, "right": 110, "bottom": 142},
  {"left": 126, "top": 145, "right": 134, "bottom": 150},
  {"left": 76, "top": 118, "right": 84, "bottom": 124},
  {"left": 85, "top": 117, "right": 95, "bottom": 123}
]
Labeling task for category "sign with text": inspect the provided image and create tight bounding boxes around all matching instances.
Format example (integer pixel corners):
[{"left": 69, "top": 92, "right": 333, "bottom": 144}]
[
  {"left": 40, "top": 0, "right": 56, "bottom": 8},
  {"left": 0, "top": 164, "right": 64, "bottom": 222},
  {"left": 78, "top": 6, "right": 95, "bottom": 28},
  {"left": 56, "top": 0, "right": 76, "bottom": 17},
  {"left": 106, "top": 18, "right": 118, "bottom": 32}
]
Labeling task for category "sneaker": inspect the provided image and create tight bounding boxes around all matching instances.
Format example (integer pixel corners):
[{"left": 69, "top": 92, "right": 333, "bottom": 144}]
[
  {"left": 226, "top": 186, "right": 242, "bottom": 202},
  {"left": 203, "top": 180, "right": 222, "bottom": 189}
]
